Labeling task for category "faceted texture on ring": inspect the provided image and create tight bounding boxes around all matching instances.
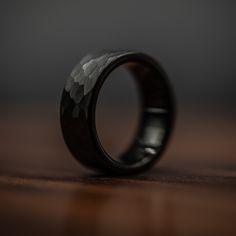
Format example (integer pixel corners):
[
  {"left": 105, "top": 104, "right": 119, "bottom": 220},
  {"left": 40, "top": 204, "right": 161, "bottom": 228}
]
[
  {"left": 63, "top": 51, "right": 133, "bottom": 118},
  {"left": 66, "top": 51, "right": 133, "bottom": 101}
]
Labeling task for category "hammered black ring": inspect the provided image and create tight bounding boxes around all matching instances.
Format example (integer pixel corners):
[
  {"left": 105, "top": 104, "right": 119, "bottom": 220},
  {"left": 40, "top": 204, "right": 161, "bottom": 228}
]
[{"left": 60, "top": 50, "right": 175, "bottom": 175}]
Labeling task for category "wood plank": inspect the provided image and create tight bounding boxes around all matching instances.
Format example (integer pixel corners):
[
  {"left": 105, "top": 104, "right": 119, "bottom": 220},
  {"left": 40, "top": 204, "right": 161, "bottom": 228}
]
[{"left": 0, "top": 109, "right": 235, "bottom": 236}]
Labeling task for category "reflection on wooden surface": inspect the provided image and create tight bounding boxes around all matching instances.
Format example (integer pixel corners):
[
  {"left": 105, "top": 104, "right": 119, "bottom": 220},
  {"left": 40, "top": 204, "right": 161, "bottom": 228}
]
[{"left": 0, "top": 108, "right": 235, "bottom": 236}]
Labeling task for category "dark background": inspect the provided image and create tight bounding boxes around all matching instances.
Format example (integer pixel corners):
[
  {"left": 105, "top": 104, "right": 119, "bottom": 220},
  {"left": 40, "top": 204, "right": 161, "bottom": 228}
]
[{"left": 0, "top": 0, "right": 235, "bottom": 115}]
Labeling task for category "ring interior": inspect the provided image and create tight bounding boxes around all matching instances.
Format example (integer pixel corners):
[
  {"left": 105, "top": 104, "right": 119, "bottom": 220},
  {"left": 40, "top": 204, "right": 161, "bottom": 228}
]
[{"left": 98, "top": 60, "right": 173, "bottom": 166}]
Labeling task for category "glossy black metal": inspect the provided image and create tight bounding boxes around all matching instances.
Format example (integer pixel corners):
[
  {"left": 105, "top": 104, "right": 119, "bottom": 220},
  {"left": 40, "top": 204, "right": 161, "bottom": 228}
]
[{"left": 60, "top": 50, "right": 175, "bottom": 175}]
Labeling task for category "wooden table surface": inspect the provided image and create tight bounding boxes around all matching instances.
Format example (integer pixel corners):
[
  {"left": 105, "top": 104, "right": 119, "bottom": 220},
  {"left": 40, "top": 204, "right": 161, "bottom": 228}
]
[{"left": 0, "top": 108, "right": 235, "bottom": 236}]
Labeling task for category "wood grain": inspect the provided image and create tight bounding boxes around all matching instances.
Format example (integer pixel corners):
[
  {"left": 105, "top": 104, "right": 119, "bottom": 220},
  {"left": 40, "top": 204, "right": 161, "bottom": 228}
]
[{"left": 0, "top": 108, "right": 235, "bottom": 236}]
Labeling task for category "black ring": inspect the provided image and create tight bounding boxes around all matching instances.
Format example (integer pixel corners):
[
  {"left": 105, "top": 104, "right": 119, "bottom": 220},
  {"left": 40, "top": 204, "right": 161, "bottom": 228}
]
[{"left": 60, "top": 50, "right": 175, "bottom": 175}]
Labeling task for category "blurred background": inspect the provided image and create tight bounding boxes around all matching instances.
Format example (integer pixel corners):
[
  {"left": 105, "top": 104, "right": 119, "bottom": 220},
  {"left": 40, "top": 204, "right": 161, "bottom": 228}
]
[
  {"left": 0, "top": 0, "right": 235, "bottom": 111},
  {"left": 0, "top": 0, "right": 235, "bottom": 167},
  {"left": 0, "top": 1, "right": 236, "bottom": 235}
]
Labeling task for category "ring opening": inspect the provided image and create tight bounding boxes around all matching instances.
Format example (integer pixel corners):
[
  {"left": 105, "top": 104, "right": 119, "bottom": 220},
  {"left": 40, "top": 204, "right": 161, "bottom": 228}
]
[
  {"left": 95, "top": 58, "right": 172, "bottom": 166},
  {"left": 95, "top": 63, "right": 141, "bottom": 161}
]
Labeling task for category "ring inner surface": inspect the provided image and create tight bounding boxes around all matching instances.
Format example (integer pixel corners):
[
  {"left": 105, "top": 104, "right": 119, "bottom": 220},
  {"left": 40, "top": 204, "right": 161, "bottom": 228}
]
[{"left": 98, "top": 59, "right": 172, "bottom": 166}]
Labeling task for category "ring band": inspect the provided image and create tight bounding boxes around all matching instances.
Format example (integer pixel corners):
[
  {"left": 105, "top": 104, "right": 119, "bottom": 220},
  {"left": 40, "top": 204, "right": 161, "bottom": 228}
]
[{"left": 60, "top": 50, "right": 175, "bottom": 175}]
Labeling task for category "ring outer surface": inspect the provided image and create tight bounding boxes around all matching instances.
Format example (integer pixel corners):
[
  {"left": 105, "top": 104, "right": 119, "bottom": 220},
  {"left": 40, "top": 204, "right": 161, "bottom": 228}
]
[{"left": 60, "top": 50, "right": 175, "bottom": 175}]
